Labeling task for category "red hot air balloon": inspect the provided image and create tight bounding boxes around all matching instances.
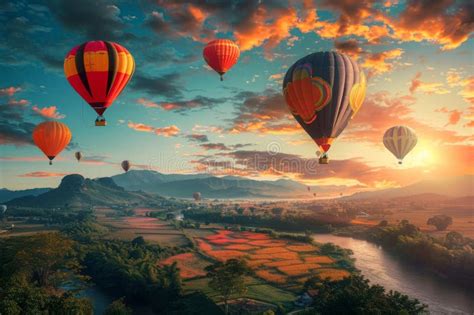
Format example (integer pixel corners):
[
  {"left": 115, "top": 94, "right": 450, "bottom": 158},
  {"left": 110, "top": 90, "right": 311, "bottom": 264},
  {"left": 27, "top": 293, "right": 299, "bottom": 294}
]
[
  {"left": 33, "top": 121, "right": 72, "bottom": 165},
  {"left": 64, "top": 41, "right": 135, "bottom": 126},
  {"left": 203, "top": 39, "right": 240, "bottom": 81}
]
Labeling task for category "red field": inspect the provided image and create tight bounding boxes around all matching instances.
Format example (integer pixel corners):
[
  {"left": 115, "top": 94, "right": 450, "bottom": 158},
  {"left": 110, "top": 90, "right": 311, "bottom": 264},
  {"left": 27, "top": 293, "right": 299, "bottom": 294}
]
[
  {"left": 159, "top": 252, "right": 209, "bottom": 279},
  {"left": 196, "top": 229, "right": 350, "bottom": 285}
]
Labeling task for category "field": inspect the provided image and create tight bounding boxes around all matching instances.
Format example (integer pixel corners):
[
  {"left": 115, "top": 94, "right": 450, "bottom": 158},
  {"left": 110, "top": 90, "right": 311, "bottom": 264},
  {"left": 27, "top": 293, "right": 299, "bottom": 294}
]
[
  {"left": 195, "top": 230, "right": 350, "bottom": 285},
  {"left": 97, "top": 211, "right": 190, "bottom": 246},
  {"left": 351, "top": 205, "right": 474, "bottom": 238},
  {"left": 159, "top": 252, "right": 210, "bottom": 279}
]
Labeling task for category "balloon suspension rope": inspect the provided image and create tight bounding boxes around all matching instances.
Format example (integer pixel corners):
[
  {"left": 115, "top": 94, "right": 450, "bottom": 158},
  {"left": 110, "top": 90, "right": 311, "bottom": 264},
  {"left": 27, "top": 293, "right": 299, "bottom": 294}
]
[{"left": 220, "top": 74, "right": 223, "bottom": 81}]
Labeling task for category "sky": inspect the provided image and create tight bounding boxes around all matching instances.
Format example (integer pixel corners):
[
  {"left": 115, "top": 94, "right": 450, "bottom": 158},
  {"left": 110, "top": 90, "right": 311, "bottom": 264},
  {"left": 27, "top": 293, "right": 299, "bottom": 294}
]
[{"left": 0, "top": 0, "right": 473, "bottom": 193}]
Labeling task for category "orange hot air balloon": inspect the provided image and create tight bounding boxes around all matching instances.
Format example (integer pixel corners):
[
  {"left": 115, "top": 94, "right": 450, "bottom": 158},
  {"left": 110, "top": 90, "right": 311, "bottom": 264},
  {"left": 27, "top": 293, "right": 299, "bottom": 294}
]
[
  {"left": 33, "top": 121, "right": 72, "bottom": 165},
  {"left": 203, "top": 39, "right": 240, "bottom": 81},
  {"left": 64, "top": 41, "right": 135, "bottom": 126},
  {"left": 121, "top": 160, "right": 131, "bottom": 172}
]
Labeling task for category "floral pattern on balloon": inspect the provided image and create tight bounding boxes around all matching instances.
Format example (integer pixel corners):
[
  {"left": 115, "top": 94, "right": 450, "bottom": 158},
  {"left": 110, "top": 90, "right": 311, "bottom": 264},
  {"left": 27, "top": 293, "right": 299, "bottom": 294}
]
[{"left": 283, "top": 64, "right": 332, "bottom": 124}]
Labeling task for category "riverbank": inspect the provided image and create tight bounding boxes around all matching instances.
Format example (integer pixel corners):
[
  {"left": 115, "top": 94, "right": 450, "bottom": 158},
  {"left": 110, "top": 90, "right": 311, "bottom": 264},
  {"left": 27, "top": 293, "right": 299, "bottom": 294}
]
[{"left": 312, "top": 234, "right": 474, "bottom": 314}]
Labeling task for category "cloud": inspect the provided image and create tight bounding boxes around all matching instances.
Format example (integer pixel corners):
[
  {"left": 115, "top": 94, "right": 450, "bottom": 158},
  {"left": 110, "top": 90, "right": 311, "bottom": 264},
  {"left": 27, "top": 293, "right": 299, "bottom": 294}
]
[
  {"left": 229, "top": 89, "right": 300, "bottom": 135},
  {"left": 185, "top": 134, "right": 209, "bottom": 143},
  {"left": 200, "top": 143, "right": 230, "bottom": 151},
  {"left": 385, "top": 0, "right": 474, "bottom": 50},
  {"left": 0, "top": 98, "right": 35, "bottom": 146},
  {"left": 362, "top": 49, "right": 403, "bottom": 75},
  {"left": 0, "top": 87, "right": 21, "bottom": 97},
  {"left": 409, "top": 72, "right": 449, "bottom": 95},
  {"left": 18, "top": 171, "right": 70, "bottom": 178},
  {"left": 45, "top": 0, "right": 131, "bottom": 41},
  {"left": 345, "top": 91, "right": 471, "bottom": 145},
  {"left": 132, "top": 73, "right": 182, "bottom": 98},
  {"left": 137, "top": 95, "right": 226, "bottom": 112},
  {"left": 334, "top": 39, "right": 363, "bottom": 58},
  {"left": 127, "top": 121, "right": 180, "bottom": 137},
  {"left": 136, "top": 98, "right": 160, "bottom": 108},
  {"left": 436, "top": 107, "right": 462, "bottom": 126},
  {"left": 198, "top": 142, "right": 253, "bottom": 151},
  {"left": 145, "top": 5, "right": 214, "bottom": 42},
  {"left": 32, "top": 105, "right": 65, "bottom": 119},
  {"left": 192, "top": 149, "right": 426, "bottom": 187},
  {"left": 459, "top": 76, "right": 474, "bottom": 105}
]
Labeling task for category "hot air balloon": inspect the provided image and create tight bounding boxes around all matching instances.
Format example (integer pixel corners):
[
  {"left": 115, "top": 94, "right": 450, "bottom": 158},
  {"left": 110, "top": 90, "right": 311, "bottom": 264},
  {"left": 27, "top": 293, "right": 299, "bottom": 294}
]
[
  {"left": 307, "top": 186, "right": 311, "bottom": 192},
  {"left": 203, "top": 39, "right": 240, "bottom": 81},
  {"left": 75, "top": 151, "right": 82, "bottom": 162},
  {"left": 193, "top": 192, "right": 202, "bottom": 202},
  {"left": 64, "top": 41, "right": 135, "bottom": 126},
  {"left": 383, "top": 126, "right": 417, "bottom": 164},
  {"left": 33, "top": 121, "right": 72, "bottom": 165},
  {"left": 121, "top": 160, "right": 131, "bottom": 172},
  {"left": 283, "top": 52, "right": 366, "bottom": 164},
  {"left": 313, "top": 193, "right": 317, "bottom": 197}
]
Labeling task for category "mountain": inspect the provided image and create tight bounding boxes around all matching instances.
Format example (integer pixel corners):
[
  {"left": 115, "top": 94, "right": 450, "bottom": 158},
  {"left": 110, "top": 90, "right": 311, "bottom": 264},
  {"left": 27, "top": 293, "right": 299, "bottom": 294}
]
[
  {"left": 112, "top": 170, "right": 212, "bottom": 192},
  {"left": 7, "top": 174, "right": 162, "bottom": 208},
  {"left": 0, "top": 188, "right": 51, "bottom": 203},
  {"left": 345, "top": 175, "right": 474, "bottom": 200},
  {"left": 112, "top": 170, "right": 313, "bottom": 199}
]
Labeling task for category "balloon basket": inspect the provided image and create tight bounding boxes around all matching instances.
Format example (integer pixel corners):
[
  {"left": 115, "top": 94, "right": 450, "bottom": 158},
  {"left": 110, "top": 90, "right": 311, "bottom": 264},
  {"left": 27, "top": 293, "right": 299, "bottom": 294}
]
[
  {"left": 95, "top": 120, "right": 107, "bottom": 126},
  {"left": 319, "top": 156, "right": 329, "bottom": 164}
]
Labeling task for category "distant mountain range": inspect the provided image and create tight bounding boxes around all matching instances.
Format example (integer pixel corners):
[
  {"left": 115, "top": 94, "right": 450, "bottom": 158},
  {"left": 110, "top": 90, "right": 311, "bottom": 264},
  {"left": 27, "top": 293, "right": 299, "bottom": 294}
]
[
  {"left": 345, "top": 175, "right": 473, "bottom": 200},
  {"left": 0, "top": 188, "right": 50, "bottom": 203},
  {"left": 7, "top": 174, "right": 161, "bottom": 208},
  {"left": 4, "top": 172, "right": 472, "bottom": 208},
  {"left": 112, "top": 170, "right": 318, "bottom": 199}
]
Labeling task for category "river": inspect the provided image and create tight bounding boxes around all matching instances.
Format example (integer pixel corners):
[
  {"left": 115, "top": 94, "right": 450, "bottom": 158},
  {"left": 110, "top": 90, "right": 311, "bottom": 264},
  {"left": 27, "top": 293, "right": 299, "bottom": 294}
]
[{"left": 312, "top": 234, "right": 474, "bottom": 314}]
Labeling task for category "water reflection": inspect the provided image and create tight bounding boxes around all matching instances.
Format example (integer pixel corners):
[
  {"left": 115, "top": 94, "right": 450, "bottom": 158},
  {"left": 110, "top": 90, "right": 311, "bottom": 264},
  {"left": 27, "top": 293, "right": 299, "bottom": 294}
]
[{"left": 313, "top": 234, "right": 474, "bottom": 315}]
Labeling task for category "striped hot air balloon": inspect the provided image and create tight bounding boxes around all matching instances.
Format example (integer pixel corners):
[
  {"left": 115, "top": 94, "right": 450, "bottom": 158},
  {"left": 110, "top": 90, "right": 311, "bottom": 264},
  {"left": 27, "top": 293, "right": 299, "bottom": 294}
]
[
  {"left": 33, "top": 121, "right": 72, "bottom": 165},
  {"left": 203, "top": 39, "right": 240, "bottom": 81},
  {"left": 383, "top": 126, "right": 417, "bottom": 164},
  {"left": 283, "top": 51, "right": 366, "bottom": 164},
  {"left": 64, "top": 41, "right": 135, "bottom": 126}
]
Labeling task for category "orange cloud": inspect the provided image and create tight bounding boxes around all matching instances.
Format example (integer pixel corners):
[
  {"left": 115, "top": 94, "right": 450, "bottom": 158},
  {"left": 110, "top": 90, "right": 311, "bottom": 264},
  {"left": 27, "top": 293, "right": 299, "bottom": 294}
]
[
  {"left": 384, "top": 0, "right": 474, "bottom": 50},
  {"left": 128, "top": 121, "right": 180, "bottom": 137},
  {"left": 459, "top": 76, "right": 474, "bottom": 105},
  {"left": 409, "top": 72, "right": 449, "bottom": 95},
  {"left": 436, "top": 107, "right": 462, "bottom": 126},
  {"left": 32, "top": 106, "right": 65, "bottom": 119},
  {"left": 136, "top": 98, "right": 160, "bottom": 108},
  {"left": 362, "top": 49, "right": 403, "bottom": 75},
  {"left": 18, "top": 171, "right": 70, "bottom": 178},
  {"left": 8, "top": 99, "right": 29, "bottom": 106},
  {"left": 345, "top": 91, "right": 471, "bottom": 145},
  {"left": 0, "top": 86, "right": 21, "bottom": 97}
]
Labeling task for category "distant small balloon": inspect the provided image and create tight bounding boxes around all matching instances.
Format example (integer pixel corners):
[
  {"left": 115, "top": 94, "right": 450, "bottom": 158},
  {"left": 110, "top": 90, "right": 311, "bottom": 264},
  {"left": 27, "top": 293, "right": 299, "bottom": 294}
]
[
  {"left": 193, "top": 192, "right": 202, "bottom": 202},
  {"left": 121, "top": 160, "right": 131, "bottom": 172},
  {"left": 75, "top": 151, "right": 82, "bottom": 162},
  {"left": 383, "top": 126, "right": 417, "bottom": 164}
]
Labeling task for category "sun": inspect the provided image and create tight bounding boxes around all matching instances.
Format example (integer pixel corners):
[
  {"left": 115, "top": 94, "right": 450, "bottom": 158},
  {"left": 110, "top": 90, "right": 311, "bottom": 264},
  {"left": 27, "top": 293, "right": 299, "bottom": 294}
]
[{"left": 409, "top": 145, "right": 437, "bottom": 168}]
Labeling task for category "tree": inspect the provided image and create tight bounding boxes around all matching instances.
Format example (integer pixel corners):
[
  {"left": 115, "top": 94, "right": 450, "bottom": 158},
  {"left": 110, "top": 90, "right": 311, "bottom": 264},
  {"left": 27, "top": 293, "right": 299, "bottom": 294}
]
[
  {"left": 205, "top": 259, "right": 251, "bottom": 315},
  {"left": 427, "top": 215, "right": 452, "bottom": 231},
  {"left": 131, "top": 236, "right": 146, "bottom": 246},
  {"left": 104, "top": 298, "right": 132, "bottom": 315},
  {"left": 304, "top": 275, "right": 426, "bottom": 314},
  {"left": 10, "top": 233, "right": 76, "bottom": 287},
  {"left": 271, "top": 208, "right": 284, "bottom": 216}
]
